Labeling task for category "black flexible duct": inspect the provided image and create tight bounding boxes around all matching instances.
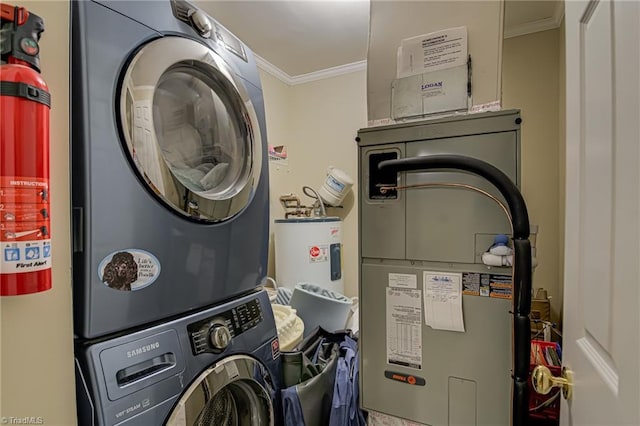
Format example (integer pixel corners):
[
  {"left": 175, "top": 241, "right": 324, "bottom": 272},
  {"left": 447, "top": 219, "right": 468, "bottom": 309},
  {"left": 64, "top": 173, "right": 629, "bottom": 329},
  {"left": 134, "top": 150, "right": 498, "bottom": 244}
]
[{"left": 378, "top": 154, "right": 532, "bottom": 426}]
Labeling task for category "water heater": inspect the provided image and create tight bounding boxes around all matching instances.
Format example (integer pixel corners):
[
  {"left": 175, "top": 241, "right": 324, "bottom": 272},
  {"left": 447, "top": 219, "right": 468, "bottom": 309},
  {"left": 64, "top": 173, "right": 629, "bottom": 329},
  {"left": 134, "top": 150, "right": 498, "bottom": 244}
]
[{"left": 273, "top": 217, "right": 343, "bottom": 294}]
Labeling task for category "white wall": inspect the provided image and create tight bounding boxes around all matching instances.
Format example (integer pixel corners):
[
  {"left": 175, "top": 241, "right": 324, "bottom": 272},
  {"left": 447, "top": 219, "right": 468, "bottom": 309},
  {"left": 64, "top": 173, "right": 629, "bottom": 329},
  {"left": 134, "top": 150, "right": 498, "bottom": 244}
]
[
  {"left": 0, "top": 2, "right": 77, "bottom": 425},
  {"left": 259, "top": 70, "right": 293, "bottom": 279},
  {"left": 502, "top": 28, "right": 563, "bottom": 322},
  {"left": 261, "top": 70, "right": 368, "bottom": 297},
  {"left": 558, "top": 20, "right": 566, "bottom": 328},
  {"left": 261, "top": 28, "right": 563, "bottom": 318},
  {"left": 367, "top": 1, "right": 504, "bottom": 121}
]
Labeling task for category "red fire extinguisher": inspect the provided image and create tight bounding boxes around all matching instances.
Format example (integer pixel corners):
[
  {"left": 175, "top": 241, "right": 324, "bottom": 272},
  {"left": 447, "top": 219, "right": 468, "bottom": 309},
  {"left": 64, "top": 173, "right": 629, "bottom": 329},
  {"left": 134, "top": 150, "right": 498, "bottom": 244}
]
[{"left": 0, "top": 4, "right": 51, "bottom": 295}]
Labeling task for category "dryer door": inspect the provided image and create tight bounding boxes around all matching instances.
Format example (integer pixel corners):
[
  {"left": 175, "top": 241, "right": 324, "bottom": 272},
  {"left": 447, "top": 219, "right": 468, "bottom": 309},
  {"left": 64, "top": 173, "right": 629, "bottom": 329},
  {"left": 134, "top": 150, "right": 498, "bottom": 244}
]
[
  {"left": 118, "top": 36, "right": 262, "bottom": 222},
  {"left": 165, "top": 355, "right": 275, "bottom": 425}
]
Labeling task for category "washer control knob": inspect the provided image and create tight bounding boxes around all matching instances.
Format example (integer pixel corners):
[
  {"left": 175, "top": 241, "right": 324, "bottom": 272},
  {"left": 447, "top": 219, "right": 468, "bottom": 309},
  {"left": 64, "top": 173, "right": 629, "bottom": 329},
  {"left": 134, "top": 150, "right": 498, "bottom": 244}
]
[
  {"left": 188, "top": 9, "right": 212, "bottom": 38},
  {"left": 209, "top": 325, "right": 232, "bottom": 350}
]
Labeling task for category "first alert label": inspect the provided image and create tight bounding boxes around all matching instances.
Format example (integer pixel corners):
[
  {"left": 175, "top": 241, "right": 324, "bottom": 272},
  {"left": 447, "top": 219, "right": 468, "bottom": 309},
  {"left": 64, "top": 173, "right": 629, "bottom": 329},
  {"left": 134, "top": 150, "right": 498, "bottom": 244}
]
[{"left": 1, "top": 239, "right": 51, "bottom": 274}]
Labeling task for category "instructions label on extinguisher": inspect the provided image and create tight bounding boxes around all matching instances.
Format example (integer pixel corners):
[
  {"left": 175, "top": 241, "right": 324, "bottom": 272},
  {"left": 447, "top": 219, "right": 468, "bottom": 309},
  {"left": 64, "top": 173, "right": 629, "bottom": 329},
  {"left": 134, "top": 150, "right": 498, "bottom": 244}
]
[{"left": 0, "top": 176, "right": 52, "bottom": 273}]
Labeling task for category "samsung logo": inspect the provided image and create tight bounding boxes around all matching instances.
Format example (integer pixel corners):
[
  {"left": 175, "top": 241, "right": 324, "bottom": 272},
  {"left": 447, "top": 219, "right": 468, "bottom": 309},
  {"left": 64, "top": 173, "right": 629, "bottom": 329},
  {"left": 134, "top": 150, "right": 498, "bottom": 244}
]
[
  {"left": 421, "top": 81, "right": 443, "bottom": 90},
  {"left": 127, "top": 342, "right": 159, "bottom": 358}
]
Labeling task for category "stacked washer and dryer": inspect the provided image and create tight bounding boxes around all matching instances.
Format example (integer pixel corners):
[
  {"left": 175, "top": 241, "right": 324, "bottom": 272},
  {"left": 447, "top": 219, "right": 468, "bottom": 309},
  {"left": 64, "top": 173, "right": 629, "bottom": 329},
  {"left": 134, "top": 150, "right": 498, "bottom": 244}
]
[{"left": 70, "top": 1, "right": 281, "bottom": 424}]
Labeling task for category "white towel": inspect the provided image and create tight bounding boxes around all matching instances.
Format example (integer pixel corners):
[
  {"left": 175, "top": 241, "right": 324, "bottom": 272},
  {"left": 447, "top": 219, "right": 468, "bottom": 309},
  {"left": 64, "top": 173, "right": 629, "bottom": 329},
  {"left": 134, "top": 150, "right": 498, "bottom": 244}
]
[{"left": 200, "top": 162, "right": 229, "bottom": 190}]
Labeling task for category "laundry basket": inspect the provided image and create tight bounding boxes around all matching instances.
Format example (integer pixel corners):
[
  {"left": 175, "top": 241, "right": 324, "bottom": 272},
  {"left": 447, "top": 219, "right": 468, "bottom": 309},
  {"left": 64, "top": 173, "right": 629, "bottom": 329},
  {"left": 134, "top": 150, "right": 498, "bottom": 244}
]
[
  {"left": 272, "top": 304, "right": 304, "bottom": 352},
  {"left": 264, "top": 277, "right": 279, "bottom": 303},
  {"left": 289, "top": 283, "right": 353, "bottom": 336}
]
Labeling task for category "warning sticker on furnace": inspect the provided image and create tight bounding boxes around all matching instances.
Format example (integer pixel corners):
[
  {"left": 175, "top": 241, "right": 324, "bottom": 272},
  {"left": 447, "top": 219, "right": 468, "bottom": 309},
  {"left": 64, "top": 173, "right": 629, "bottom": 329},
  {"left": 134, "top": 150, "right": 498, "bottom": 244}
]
[
  {"left": 462, "top": 272, "right": 512, "bottom": 299},
  {"left": 489, "top": 274, "right": 513, "bottom": 299},
  {"left": 462, "top": 272, "right": 480, "bottom": 296}
]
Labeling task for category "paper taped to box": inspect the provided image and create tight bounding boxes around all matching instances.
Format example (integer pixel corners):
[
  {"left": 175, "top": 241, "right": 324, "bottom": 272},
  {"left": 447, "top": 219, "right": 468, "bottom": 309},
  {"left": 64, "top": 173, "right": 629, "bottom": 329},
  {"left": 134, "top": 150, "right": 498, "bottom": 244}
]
[{"left": 397, "top": 26, "right": 468, "bottom": 78}]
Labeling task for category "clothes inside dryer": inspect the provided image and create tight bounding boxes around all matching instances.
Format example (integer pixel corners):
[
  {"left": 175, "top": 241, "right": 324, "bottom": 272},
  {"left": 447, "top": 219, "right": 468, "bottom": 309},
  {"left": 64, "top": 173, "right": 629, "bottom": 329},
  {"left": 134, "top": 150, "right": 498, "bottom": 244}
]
[
  {"left": 118, "top": 38, "right": 260, "bottom": 222},
  {"left": 154, "top": 69, "right": 240, "bottom": 195}
]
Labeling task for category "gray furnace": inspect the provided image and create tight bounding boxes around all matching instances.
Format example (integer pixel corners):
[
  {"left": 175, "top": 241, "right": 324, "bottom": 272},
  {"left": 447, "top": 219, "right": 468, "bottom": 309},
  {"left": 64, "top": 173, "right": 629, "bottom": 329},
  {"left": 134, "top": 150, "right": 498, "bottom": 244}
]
[{"left": 357, "top": 110, "right": 522, "bottom": 425}]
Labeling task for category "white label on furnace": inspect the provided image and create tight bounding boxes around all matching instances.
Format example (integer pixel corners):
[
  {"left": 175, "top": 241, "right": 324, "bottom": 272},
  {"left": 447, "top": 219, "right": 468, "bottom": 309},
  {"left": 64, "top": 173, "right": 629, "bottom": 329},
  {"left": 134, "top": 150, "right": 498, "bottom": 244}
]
[
  {"left": 388, "top": 273, "right": 417, "bottom": 289},
  {"left": 386, "top": 287, "right": 422, "bottom": 370},
  {"left": 423, "top": 271, "right": 465, "bottom": 332}
]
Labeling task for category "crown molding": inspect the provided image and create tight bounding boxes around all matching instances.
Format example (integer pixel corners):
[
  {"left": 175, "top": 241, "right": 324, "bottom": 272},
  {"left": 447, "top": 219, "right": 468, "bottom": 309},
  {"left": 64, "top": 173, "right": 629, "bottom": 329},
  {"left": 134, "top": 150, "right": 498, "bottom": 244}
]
[
  {"left": 258, "top": 4, "right": 567, "bottom": 82},
  {"left": 255, "top": 54, "right": 367, "bottom": 86},
  {"left": 504, "top": 2, "right": 565, "bottom": 39},
  {"left": 255, "top": 55, "right": 293, "bottom": 84},
  {"left": 289, "top": 60, "right": 367, "bottom": 85}
]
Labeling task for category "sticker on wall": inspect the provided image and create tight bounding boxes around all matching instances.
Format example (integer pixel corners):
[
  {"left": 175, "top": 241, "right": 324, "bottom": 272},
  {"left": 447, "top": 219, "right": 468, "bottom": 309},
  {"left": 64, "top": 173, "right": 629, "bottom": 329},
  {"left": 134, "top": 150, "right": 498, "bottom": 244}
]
[
  {"left": 98, "top": 249, "right": 161, "bottom": 291},
  {"left": 268, "top": 144, "right": 288, "bottom": 165}
]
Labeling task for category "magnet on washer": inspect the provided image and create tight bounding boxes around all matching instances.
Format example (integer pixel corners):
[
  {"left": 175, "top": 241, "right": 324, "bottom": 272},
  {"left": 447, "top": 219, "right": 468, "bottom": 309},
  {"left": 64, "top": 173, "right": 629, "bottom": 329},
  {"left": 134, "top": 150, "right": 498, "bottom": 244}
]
[{"left": 98, "top": 249, "right": 161, "bottom": 291}]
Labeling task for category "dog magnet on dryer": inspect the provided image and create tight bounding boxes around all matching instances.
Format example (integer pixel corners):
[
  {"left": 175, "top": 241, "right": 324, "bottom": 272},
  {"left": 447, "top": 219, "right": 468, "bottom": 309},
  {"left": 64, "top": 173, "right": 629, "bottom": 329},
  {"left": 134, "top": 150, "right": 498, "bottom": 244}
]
[{"left": 98, "top": 249, "right": 161, "bottom": 291}]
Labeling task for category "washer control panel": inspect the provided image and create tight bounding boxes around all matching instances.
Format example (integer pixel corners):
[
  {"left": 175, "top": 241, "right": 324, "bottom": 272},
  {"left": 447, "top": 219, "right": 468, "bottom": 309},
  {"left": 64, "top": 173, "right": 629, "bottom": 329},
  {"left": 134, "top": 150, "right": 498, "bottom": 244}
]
[{"left": 187, "top": 298, "right": 263, "bottom": 355}]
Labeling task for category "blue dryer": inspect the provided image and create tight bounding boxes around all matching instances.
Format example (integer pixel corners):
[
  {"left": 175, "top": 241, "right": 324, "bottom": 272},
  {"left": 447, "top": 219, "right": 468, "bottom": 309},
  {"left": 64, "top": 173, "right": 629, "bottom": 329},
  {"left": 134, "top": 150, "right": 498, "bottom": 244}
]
[
  {"left": 75, "top": 289, "right": 283, "bottom": 425},
  {"left": 71, "top": 0, "right": 270, "bottom": 338}
]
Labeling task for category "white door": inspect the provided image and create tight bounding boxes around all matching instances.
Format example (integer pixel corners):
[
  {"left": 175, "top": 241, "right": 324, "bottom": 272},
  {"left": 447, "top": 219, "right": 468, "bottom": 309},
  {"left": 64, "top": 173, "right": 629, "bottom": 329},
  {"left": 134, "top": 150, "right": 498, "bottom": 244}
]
[{"left": 562, "top": 0, "right": 640, "bottom": 424}]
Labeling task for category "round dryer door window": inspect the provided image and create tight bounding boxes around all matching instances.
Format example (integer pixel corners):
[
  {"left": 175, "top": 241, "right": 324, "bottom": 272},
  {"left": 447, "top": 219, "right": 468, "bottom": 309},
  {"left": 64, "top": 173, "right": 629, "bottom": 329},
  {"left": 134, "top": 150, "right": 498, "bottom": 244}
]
[
  {"left": 165, "top": 355, "right": 275, "bottom": 426},
  {"left": 118, "top": 37, "right": 262, "bottom": 222}
]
